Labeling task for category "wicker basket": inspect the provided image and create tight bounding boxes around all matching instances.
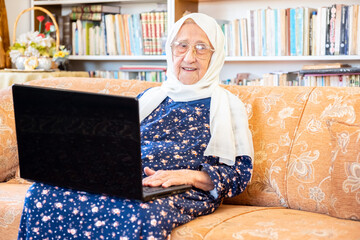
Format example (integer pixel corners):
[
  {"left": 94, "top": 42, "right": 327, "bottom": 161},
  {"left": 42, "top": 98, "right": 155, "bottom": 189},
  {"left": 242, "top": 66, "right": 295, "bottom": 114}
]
[{"left": 12, "top": 6, "right": 60, "bottom": 70}]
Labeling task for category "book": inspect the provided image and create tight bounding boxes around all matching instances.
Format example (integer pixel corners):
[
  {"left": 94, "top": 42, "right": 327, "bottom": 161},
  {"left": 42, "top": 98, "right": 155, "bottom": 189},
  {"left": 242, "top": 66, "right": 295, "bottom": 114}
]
[
  {"left": 350, "top": 5, "right": 359, "bottom": 55},
  {"left": 140, "top": 12, "right": 150, "bottom": 55},
  {"left": 105, "top": 14, "right": 117, "bottom": 55},
  {"left": 339, "top": 5, "right": 348, "bottom": 55},
  {"left": 58, "top": 15, "right": 72, "bottom": 52},
  {"left": 71, "top": 5, "right": 121, "bottom": 14},
  {"left": 295, "top": 7, "right": 304, "bottom": 56},
  {"left": 300, "top": 67, "right": 360, "bottom": 75},
  {"left": 328, "top": 4, "right": 337, "bottom": 55},
  {"left": 70, "top": 12, "right": 103, "bottom": 21},
  {"left": 302, "top": 63, "right": 351, "bottom": 70},
  {"left": 289, "top": 8, "right": 296, "bottom": 56},
  {"left": 334, "top": 4, "right": 343, "bottom": 55}
]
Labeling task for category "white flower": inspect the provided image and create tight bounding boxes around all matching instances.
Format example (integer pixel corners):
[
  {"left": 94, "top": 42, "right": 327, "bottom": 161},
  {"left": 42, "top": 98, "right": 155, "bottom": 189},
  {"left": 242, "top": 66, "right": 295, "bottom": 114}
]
[
  {"left": 309, "top": 187, "right": 325, "bottom": 203},
  {"left": 279, "top": 107, "right": 294, "bottom": 119},
  {"left": 150, "top": 219, "right": 157, "bottom": 226},
  {"left": 91, "top": 206, "right": 99, "bottom": 213},
  {"left": 42, "top": 216, "right": 51, "bottom": 222},
  {"left": 95, "top": 220, "right": 105, "bottom": 227},
  {"left": 24, "top": 46, "right": 40, "bottom": 57},
  {"left": 68, "top": 228, "right": 77, "bottom": 235},
  {"left": 9, "top": 50, "right": 22, "bottom": 63}
]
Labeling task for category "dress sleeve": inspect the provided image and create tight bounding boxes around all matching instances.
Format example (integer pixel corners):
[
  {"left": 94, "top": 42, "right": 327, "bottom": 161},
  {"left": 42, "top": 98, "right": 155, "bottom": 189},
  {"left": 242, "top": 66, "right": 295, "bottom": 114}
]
[{"left": 200, "top": 155, "right": 253, "bottom": 200}]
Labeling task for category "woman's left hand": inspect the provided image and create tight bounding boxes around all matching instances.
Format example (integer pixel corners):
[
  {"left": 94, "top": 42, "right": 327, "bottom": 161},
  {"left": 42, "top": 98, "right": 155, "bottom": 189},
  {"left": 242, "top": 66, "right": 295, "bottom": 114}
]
[{"left": 142, "top": 167, "right": 214, "bottom": 192}]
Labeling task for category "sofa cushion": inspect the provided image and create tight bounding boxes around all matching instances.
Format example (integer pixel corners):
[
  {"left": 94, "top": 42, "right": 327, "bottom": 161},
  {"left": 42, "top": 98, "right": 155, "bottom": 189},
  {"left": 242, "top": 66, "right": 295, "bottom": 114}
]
[
  {"left": 287, "top": 87, "right": 360, "bottom": 220},
  {"left": 0, "top": 180, "right": 31, "bottom": 240},
  {"left": 223, "top": 86, "right": 314, "bottom": 207},
  {"left": 171, "top": 205, "right": 360, "bottom": 240},
  {"left": 327, "top": 119, "right": 360, "bottom": 220}
]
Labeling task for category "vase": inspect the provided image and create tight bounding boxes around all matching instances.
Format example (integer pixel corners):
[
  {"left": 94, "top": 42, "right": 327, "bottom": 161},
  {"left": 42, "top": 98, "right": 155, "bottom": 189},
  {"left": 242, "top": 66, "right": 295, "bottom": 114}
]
[
  {"left": 37, "top": 57, "right": 52, "bottom": 70},
  {"left": 15, "top": 56, "right": 26, "bottom": 70}
]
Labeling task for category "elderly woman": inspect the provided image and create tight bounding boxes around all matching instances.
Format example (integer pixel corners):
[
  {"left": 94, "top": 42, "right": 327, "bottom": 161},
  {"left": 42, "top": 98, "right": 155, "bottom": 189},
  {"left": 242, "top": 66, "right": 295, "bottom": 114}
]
[{"left": 18, "top": 13, "right": 253, "bottom": 240}]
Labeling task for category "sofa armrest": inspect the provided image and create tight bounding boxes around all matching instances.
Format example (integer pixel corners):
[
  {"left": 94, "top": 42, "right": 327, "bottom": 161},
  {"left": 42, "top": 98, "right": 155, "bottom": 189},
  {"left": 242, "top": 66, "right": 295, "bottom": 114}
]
[{"left": 0, "top": 87, "right": 19, "bottom": 182}]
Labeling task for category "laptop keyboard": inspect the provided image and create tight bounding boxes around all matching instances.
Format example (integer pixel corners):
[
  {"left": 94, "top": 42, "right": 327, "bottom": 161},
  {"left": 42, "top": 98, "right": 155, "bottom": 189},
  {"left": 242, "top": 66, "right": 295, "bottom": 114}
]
[{"left": 143, "top": 186, "right": 165, "bottom": 194}]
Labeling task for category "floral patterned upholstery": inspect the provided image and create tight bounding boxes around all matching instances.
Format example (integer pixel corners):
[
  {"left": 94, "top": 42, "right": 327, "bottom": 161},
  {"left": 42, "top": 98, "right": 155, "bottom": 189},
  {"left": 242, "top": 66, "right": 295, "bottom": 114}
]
[{"left": 0, "top": 78, "right": 359, "bottom": 240}]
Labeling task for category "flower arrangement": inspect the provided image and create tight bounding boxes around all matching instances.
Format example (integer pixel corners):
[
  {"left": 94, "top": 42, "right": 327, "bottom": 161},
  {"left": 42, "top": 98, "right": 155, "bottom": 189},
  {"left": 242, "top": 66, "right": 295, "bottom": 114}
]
[
  {"left": 9, "top": 15, "right": 57, "bottom": 70},
  {"left": 9, "top": 31, "right": 56, "bottom": 62},
  {"left": 53, "top": 45, "right": 70, "bottom": 70}
]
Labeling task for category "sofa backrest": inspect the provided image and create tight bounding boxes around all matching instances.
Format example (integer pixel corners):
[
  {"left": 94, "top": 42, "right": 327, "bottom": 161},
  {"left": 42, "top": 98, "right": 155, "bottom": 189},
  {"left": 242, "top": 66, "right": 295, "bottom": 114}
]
[
  {"left": 223, "top": 85, "right": 360, "bottom": 221},
  {"left": 0, "top": 77, "right": 359, "bottom": 221}
]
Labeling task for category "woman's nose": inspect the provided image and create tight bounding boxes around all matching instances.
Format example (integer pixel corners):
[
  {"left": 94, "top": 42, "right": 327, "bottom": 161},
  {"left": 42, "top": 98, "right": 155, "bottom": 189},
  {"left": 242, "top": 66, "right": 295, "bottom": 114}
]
[{"left": 183, "top": 47, "right": 196, "bottom": 62}]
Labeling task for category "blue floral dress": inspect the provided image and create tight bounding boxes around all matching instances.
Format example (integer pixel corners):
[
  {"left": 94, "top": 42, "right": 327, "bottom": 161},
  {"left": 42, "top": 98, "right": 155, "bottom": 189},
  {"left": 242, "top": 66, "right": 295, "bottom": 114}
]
[{"left": 18, "top": 96, "right": 253, "bottom": 240}]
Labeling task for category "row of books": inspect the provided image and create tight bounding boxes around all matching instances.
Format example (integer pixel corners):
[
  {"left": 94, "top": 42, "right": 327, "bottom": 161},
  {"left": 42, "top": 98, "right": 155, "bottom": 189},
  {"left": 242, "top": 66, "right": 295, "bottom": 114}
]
[
  {"left": 220, "top": 4, "right": 360, "bottom": 57},
  {"left": 223, "top": 63, "right": 360, "bottom": 86},
  {"left": 223, "top": 72, "right": 360, "bottom": 87},
  {"left": 302, "top": 75, "right": 360, "bottom": 87},
  {"left": 71, "top": 10, "right": 167, "bottom": 56},
  {"left": 89, "top": 65, "right": 167, "bottom": 82}
]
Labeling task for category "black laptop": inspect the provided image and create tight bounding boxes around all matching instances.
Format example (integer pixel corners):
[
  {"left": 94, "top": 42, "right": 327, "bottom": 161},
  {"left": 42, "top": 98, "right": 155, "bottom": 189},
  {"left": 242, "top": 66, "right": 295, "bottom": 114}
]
[{"left": 12, "top": 84, "right": 191, "bottom": 201}]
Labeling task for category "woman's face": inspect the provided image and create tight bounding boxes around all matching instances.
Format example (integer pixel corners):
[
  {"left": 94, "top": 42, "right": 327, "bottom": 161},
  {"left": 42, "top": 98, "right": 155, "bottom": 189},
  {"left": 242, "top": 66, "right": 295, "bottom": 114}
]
[{"left": 172, "top": 22, "right": 213, "bottom": 85}]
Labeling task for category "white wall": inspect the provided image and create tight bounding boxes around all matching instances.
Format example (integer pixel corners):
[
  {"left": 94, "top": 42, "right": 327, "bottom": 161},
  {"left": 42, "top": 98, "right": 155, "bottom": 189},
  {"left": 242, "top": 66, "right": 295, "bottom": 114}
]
[{"left": 5, "top": 0, "right": 31, "bottom": 43}]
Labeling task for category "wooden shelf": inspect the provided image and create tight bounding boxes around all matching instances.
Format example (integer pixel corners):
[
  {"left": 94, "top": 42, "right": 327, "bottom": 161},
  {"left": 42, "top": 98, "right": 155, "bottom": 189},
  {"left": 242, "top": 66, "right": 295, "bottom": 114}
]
[
  {"left": 225, "top": 55, "right": 360, "bottom": 62},
  {"left": 33, "top": 0, "right": 166, "bottom": 5},
  {"left": 69, "top": 55, "right": 167, "bottom": 60},
  {"left": 68, "top": 55, "right": 360, "bottom": 62}
]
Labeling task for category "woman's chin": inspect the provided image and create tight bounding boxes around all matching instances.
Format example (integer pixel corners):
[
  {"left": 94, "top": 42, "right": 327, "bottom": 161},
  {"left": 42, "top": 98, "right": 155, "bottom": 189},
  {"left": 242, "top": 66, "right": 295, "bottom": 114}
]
[{"left": 178, "top": 74, "right": 200, "bottom": 85}]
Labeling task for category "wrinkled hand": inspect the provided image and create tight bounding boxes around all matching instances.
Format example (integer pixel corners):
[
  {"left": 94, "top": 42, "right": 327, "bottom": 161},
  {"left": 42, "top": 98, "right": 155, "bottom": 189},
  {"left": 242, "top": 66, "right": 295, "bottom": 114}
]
[{"left": 142, "top": 167, "right": 214, "bottom": 192}]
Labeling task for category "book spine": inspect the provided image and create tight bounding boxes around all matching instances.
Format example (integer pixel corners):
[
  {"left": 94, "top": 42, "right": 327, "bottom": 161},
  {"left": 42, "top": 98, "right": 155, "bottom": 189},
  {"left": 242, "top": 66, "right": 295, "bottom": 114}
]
[
  {"left": 114, "top": 14, "right": 121, "bottom": 55},
  {"left": 351, "top": 5, "right": 359, "bottom": 55},
  {"left": 289, "top": 8, "right": 296, "bottom": 56},
  {"left": 295, "top": 7, "right": 304, "bottom": 56},
  {"left": 261, "top": 9, "right": 267, "bottom": 56},
  {"left": 155, "top": 12, "right": 162, "bottom": 55},
  {"left": 72, "top": 4, "right": 120, "bottom": 14},
  {"left": 329, "top": 5, "right": 337, "bottom": 55},
  {"left": 334, "top": 4, "right": 342, "bottom": 55},
  {"left": 70, "top": 12, "right": 102, "bottom": 21},
  {"left": 300, "top": 67, "right": 360, "bottom": 75},
  {"left": 325, "top": 7, "right": 331, "bottom": 55},
  {"left": 340, "top": 5, "right": 348, "bottom": 55},
  {"left": 274, "top": 9, "right": 279, "bottom": 56},
  {"left": 101, "top": 14, "right": 108, "bottom": 55}
]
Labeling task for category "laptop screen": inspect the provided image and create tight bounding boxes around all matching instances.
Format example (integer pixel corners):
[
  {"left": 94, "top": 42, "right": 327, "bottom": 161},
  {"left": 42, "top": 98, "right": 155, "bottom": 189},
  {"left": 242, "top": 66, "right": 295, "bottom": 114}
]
[{"left": 13, "top": 85, "right": 143, "bottom": 199}]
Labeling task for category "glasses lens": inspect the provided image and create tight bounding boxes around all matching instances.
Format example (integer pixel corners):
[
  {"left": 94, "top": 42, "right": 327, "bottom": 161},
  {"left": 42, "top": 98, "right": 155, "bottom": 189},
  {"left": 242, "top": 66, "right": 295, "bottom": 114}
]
[
  {"left": 195, "top": 44, "right": 210, "bottom": 58},
  {"left": 172, "top": 42, "right": 213, "bottom": 59},
  {"left": 172, "top": 42, "right": 189, "bottom": 56}
]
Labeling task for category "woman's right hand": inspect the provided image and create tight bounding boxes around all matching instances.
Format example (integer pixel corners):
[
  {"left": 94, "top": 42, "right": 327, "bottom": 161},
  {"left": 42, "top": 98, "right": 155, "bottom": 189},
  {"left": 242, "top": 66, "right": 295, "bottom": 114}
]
[{"left": 142, "top": 167, "right": 214, "bottom": 192}]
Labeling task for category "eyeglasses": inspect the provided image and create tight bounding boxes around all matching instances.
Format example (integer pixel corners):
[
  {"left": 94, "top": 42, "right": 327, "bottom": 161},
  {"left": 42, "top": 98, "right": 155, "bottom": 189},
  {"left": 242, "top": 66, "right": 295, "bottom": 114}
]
[{"left": 171, "top": 41, "right": 215, "bottom": 59}]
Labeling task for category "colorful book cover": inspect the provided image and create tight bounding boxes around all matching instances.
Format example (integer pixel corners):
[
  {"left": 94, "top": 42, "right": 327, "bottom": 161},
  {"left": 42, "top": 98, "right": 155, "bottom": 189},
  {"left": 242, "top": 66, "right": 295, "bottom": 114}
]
[
  {"left": 70, "top": 12, "right": 102, "bottom": 21},
  {"left": 295, "top": 7, "right": 304, "bottom": 56},
  {"left": 140, "top": 13, "right": 149, "bottom": 55},
  {"left": 289, "top": 8, "right": 296, "bottom": 56},
  {"left": 72, "top": 4, "right": 120, "bottom": 14},
  {"left": 261, "top": 9, "right": 267, "bottom": 56},
  {"left": 101, "top": 14, "right": 108, "bottom": 55},
  {"left": 340, "top": 5, "right": 348, "bottom": 55},
  {"left": 274, "top": 9, "right": 279, "bottom": 56},
  {"left": 114, "top": 14, "right": 121, "bottom": 55},
  {"left": 334, "top": 4, "right": 343, "bottom": 55}
]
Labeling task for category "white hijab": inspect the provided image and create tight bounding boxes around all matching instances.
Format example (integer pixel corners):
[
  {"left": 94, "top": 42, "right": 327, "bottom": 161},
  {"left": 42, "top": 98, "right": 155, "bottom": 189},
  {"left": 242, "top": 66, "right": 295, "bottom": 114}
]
[{"left": 139, "top": 13, "right": 254, "bottom": 165}]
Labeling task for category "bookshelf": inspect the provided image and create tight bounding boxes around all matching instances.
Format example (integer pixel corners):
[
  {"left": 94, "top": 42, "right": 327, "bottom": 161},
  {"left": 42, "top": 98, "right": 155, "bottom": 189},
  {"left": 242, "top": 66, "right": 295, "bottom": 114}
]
[{"left": 30, "top": 0, "right": 360, "bottom": 81}]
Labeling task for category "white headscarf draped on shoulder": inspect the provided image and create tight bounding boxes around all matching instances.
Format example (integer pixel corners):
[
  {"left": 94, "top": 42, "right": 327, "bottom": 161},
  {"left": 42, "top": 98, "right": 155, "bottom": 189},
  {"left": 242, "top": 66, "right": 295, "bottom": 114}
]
[{"left": 139, "top": 13, "right": 254, "bottom": 166}]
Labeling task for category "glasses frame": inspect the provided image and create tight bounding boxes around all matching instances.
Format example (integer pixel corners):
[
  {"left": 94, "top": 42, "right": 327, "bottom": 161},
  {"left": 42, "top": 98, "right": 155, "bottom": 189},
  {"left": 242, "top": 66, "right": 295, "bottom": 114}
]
[{"left": 171, "top": 41, "right": 215, "bottom": 59}]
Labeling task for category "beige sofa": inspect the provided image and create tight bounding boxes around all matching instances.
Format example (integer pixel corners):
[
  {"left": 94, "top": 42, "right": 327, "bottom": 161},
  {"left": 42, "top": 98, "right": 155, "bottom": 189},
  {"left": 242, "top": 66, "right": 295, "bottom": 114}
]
[{"left": 1, "top": 77, "right": 360, "bottom": 240}]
